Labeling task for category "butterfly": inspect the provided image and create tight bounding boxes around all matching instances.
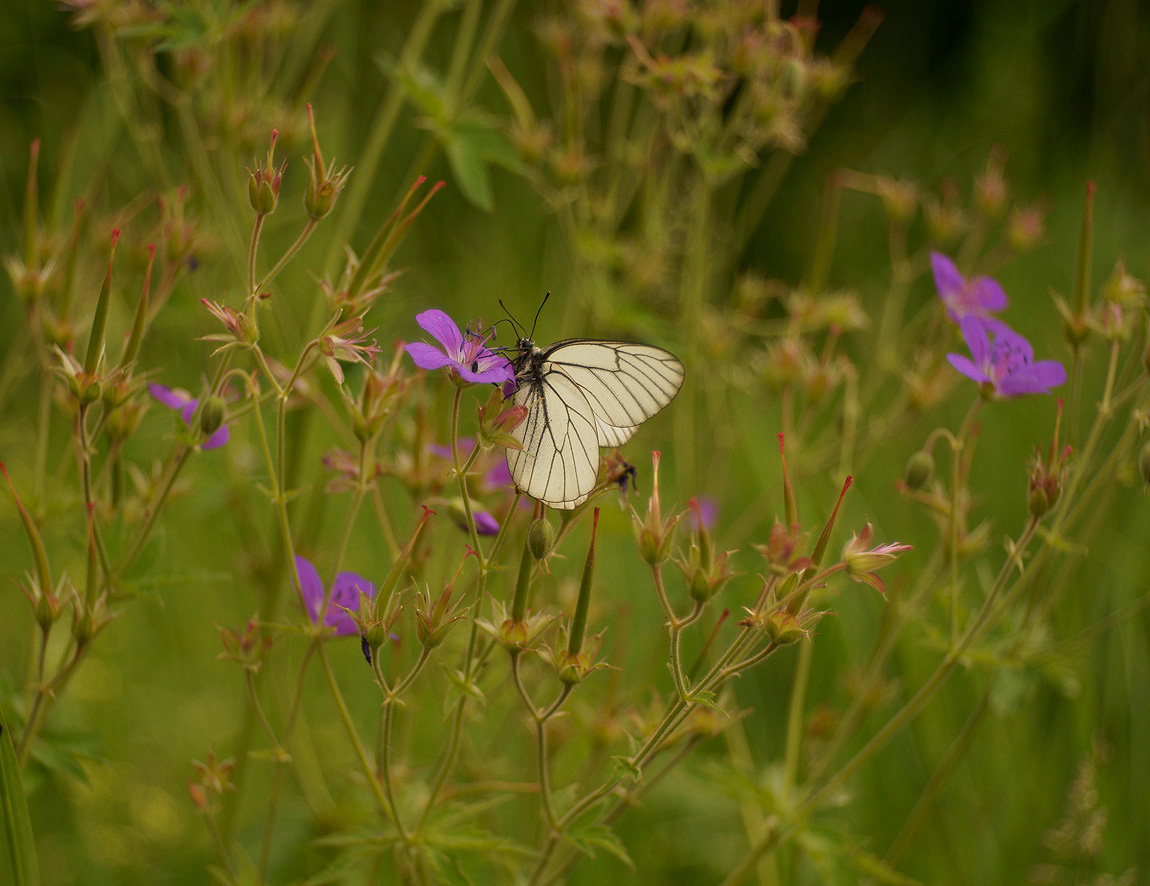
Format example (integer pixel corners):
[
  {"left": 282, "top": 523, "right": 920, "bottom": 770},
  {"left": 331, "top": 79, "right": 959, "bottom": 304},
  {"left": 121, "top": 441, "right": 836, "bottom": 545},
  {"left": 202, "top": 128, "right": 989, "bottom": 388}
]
[{"left": 505, "top": 335, "right": 684, "bottom": 509}]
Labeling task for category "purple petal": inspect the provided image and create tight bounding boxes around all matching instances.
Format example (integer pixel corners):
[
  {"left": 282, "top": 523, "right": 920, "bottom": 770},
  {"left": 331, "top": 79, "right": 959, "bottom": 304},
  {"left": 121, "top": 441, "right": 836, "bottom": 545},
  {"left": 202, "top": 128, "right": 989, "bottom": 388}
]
[
  {"left": 430, "top": 438, "right": 476, "bottom": 462},
  {"left": 958, "top": 316, "right": 992, "bottom": 366},
  {"left": 457, "top": 352, "right": 514, "bottom": 384},
  {"left": 1032, "top": 359, "right": 1068, "bottom": 387},
  {"left": 946, "top": 353, "right": 989, "bottom": 384},
  {"left": 179, "top": 400, "right": 199, "bottom": 426},
  {"left": 997, "top": 360, "right": 1066, "bottom": 397},
  {"left": 149, "top": 383, "right": 191, "bottom": 410},
  {"left": 978, "top": 316, "right": 1014, "bottom": 337},
  {"left": 203, "top": 424, "right": 230, "bottom": 450},
  {"left": 484, "top": 458, "right": 513, "bottom": 489},
  {"left": 474, "top": 510, "right": 501, "bottom": 535},
  {"left": 415, "top": 309, "right": 464, "bottom": 356},
  {"left": 930, "top": 252, "right": 964, "bottom": 297},
  {"left": 326, "top": 570, "right": 375, "bottom": 635},
  {"left": 405, "top": 341, "right": 458, "bottom": 371},
  {"left": 294, "top": 556, "right": 325, "bottom": 623},
  {"left": 970, "top": 276, "right": 1008, "bottom": 312},
  {"left": 993, "top": 323, "right": 1035, "bottom": 363},
  {"left": 692, "top": 497, "right": 719, "bottom": 530}
]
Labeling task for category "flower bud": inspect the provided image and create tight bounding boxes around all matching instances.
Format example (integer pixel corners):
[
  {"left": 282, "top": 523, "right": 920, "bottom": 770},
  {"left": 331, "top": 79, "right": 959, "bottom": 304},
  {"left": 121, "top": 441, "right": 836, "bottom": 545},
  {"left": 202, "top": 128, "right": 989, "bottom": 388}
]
[
  {"left": 247, "top": 131, "right": 284, "bottom": 215},
  {"left": 1007, "top": 204, "right": 1046, "bottom": 252},
  {"left": 924, "top": 182, "right": 966, "bottom": 244},
  {"left": 1101, "top": 260, "right": 1145, "bottom": 307},
  {"left": 71, "top": 593, "right": 108, "bottom": 646},
  {"left": 557, "top": 650, "right": 588, "bottom": 686},
  {"left": 874, "top": 177, "right": 918, "bottom": 225},
  {"left": 218, "top": 618, "right": 273, "bottom": 671},
  {"left": 303, "top": 106, "right": 350, "bottom": 220},
  {"left": 360, "top": 619, "right": 391, "bottom": 654},
  {"left": 1027, "top": 485, "right": 1051, "bottom": 517},
  {"left": 413, "top": 580, "right": 467, "bottom": 650},
  {"left": 528, "top": 518, "right": 555, "bottom": 561},
  {"left": 764, "top": 609, "right": 806, "bottom": 645},
  {"left": 904, "top": 450, "right": 934, "bottom": 490},
  {"left": 199, "top": 395, "right": 227, "bottom": 438}
]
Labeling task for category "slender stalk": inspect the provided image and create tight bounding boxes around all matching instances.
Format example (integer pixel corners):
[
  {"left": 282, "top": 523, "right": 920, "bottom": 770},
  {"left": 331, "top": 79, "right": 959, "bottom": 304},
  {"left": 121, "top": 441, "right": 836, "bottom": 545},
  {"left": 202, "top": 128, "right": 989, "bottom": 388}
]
[
  {"left": 316, "top": 643, "right": 394, "bottom": 822},
  {"left": 254, "top": 218, "right": 318, "bottom": 296}
]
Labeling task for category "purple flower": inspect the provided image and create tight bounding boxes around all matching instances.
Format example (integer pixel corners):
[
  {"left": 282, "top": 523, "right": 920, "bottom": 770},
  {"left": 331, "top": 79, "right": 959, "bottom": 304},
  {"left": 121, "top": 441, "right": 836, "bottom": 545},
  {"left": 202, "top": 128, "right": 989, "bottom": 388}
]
[
  {"left": 932, "top": 252, "right": 1009, "bottom": 323},
  {"left": 474, "top": 509, "right": 501, "bottom": 535},
  {"left": 405, "top": 310, "right": 513, "bottom": 385},
  {"left": 947, "top": 317, "right": 1067, "bottom": 398},
  {"left": 149, "top": 383, "right": 230, "bottom": 450},
  {"left": 295, "top": 555, "right": 376, "bottom": 636}
]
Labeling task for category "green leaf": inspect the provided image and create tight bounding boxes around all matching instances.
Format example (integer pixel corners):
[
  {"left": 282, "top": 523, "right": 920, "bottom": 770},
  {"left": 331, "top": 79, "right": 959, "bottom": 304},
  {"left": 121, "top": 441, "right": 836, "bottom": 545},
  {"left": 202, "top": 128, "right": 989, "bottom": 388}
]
[
  {"left": 611, "top": 755, "right": 642, "bottom": 782},
  {"left": 443, "top": 121, "right": 497, "bottom": 211},
  {"left": 684, "top": 688, "right": 722, "bottom": 712},
  {"left": 376, "top": 55, "right": 448, "bottom": 120},
  {"left": 28, "top": 727, "right": 105, "bottom": 784},
  {"left": 441, "top": 114, "right": 526, "bottom": 212},
  {"left": 563, "top": 823, "right": 634, "bottom": 871},
  {"left": 0, "top": 706, "right": 40, "bottom": 886}
]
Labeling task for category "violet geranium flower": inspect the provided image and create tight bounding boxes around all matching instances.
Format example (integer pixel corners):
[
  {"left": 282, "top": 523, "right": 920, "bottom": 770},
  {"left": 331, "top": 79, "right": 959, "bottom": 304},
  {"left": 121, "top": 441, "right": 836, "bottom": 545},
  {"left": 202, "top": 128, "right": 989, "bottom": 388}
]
[
  {"left": 295, "top": 555, "right": 376, "bottom": 636},
  {"left": 149, "top": 383, "right": 230, "bottom": 450},
  {"left": 932, "top": 252, "right": 1009, "bottom": 324},
  {"left": 947, "top": 317, "right": 1067, "bottom": 398},
  {"left": 405, "top": 310, "right": 513, "bottom": 385}
]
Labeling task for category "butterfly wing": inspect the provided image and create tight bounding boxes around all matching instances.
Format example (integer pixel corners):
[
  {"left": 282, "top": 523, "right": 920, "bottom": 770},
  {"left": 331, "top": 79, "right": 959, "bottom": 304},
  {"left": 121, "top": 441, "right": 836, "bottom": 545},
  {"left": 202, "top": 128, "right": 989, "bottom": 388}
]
[
  {"left": 506, "top": 341, "right": 684, "bottom": 509},
  {"left": 541, "top": 341, "right": 684, "bottom": 441},
  {"left": 506, "top": 365, "right": 601, "bottom": 509}
]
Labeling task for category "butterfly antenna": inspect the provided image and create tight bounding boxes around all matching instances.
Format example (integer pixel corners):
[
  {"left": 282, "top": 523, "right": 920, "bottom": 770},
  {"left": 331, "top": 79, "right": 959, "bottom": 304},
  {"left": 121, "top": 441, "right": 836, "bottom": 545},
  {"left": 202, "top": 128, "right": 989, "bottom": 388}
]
[
  {"left": 499, "top": 299, "right": 526, "bottom": 339},
  {"left": 529, "top": 291, "right": 551, "bottom": 339}
]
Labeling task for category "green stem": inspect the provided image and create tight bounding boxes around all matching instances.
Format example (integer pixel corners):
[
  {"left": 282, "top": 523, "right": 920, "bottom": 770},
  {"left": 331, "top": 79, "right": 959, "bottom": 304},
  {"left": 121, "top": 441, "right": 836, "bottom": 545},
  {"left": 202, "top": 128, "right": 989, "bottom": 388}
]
[
  {"left": 248, "top": 212, "right": 265, "bottom": 296},
  {"left": 380, "top": 699, "right": 411, "bottom": 841},
  {"left": 316, "top": 643, "right": 394, "bottom": 822},
  {"left": 781, "top": 639, "right": 813, "bottom": 798},
  {"left": 254, "top": 219, "right": 318, "bottom": 296}
]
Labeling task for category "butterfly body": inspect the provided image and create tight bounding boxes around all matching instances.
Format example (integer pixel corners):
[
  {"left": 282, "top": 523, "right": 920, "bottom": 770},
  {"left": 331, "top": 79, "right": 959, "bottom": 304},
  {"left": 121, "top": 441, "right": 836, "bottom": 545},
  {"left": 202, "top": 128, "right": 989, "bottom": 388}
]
[{"left": 506, "top": 337, "right": 684, "bottom": 509}]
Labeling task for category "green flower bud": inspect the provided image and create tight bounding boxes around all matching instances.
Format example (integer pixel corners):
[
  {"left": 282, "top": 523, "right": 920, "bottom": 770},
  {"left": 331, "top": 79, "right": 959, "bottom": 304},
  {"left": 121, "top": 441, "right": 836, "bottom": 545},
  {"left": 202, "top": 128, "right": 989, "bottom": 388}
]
[
  {"left": 904, "top": 450, "right": 934, "bottom": 490},
  {"left": 528, "top": 518, "right": 555, "bottom": 561},
  {"left": 361, "top": 619, "right": 390, "bottom": 653},
  {"left": 200, "top": 395, "right": 227, "bottom": 437},
  {"left": 764, "top": 609, "right": 806, "bottom": 645},
  {"left": 1027, "top": 485, "right": 1051, "bottom": 518}
]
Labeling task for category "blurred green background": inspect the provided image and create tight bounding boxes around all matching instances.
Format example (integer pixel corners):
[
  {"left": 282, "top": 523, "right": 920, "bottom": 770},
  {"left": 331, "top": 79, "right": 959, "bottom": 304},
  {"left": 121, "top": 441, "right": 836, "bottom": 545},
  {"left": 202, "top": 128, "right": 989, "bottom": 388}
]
[{"left": 2, "top": 1, "right": 1148, "bottom": 884}]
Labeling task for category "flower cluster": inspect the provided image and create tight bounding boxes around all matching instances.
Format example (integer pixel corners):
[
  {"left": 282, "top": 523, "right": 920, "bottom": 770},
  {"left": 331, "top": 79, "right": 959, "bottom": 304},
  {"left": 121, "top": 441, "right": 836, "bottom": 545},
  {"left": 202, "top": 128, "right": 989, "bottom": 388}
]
[{"left": 933, "top": 253, "right": 1066, "bottom": 398}]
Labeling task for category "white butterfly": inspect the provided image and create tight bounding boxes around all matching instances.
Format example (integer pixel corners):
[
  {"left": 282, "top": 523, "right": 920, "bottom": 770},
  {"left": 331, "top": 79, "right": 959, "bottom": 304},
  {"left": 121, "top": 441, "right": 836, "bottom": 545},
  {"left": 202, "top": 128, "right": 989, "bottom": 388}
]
[{"left": 505, "top": 337, "right": 685, "bottom": 509}]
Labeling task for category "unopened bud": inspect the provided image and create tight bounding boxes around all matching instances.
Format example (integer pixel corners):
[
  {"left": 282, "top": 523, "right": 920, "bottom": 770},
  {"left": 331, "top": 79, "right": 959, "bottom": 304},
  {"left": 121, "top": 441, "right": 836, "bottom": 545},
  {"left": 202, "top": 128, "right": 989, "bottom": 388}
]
[
  {"left": 904, "top": 450, "right": 934, "bottom": 490},
  {"left": 528, "top": 519, "right": 555, "bottom": 561},
  {"left": 1027, "top": 485, "right": 1051, "bottom": 518},
  {"left": 200, "top": 395, "right": 226, "bottom": 437},
  {"left": 764, "top": 609, "right": 806, "bottom": 645}
]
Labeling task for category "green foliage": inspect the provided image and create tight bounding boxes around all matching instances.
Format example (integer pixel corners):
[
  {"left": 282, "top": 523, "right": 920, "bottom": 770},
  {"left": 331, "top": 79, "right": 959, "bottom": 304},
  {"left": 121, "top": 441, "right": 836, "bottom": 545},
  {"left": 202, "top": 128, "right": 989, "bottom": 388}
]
[{"left": 0, "top": 708, "right": 39, "bottom": 886}]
